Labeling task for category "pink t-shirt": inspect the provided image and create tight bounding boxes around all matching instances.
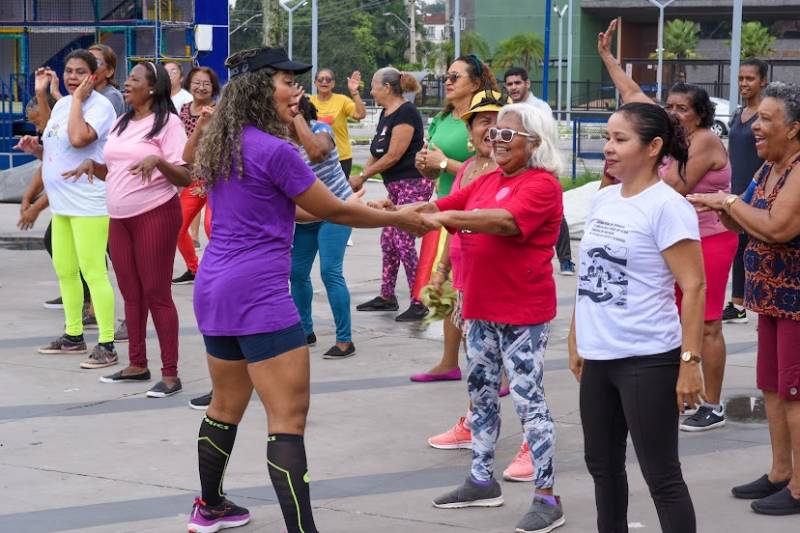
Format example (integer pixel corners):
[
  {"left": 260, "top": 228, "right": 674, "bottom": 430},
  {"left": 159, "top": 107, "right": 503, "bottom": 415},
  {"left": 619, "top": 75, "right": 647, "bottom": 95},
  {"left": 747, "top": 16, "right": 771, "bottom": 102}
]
[{"left": 104, "top": 113, "right": 187, "bottom": 218}]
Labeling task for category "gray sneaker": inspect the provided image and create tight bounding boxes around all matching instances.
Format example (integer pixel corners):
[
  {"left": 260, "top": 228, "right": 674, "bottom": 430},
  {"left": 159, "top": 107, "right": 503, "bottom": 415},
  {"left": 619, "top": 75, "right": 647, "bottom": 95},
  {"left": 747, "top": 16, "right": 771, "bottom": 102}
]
[
  {"left": 432, "top": 477, "right": 503, "bottom": 509},
  {"left": 38, "top": 335, "right": 87, "bottom": 355},
  {"left": 114, "top": 320, "right": 128, "bottom": 343},
  {"left": 80, "top": 344, "right": 119, "bottom": 369},
  {"left": 515, "top": 496, "right": 565, "bottom": 533}
]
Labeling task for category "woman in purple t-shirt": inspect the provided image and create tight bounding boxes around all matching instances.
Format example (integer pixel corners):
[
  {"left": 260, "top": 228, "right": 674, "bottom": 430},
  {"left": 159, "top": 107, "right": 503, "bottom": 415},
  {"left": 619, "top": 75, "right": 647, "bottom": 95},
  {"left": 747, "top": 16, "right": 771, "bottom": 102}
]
[{"left": 185, "top": 47, "right": 430, "bottom": 533}]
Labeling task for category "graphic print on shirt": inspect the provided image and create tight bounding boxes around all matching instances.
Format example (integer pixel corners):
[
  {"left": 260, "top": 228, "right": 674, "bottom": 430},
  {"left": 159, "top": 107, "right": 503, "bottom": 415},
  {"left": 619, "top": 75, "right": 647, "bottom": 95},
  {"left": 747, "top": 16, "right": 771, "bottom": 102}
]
[{"left": 578, "top": 218, "right": 629, "bottom": 307}]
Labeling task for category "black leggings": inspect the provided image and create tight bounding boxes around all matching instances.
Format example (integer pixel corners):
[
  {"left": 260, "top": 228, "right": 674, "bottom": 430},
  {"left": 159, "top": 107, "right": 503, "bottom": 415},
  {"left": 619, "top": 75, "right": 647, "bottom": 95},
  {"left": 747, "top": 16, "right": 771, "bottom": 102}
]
[
  {"left": 580, "top": 349, "right": 696, "bottom": 533},
  {"left": 339, "top": 158, "right": 353, "bottom": 179},
  {"left": 556, "top": 215, "right": 571, "bottom": 262},
  {"left": 731, "top": 233, "right": 748, "bottom": 300},
  {"left": 44, "top": 221, "right": 91, "bottom": 301}
]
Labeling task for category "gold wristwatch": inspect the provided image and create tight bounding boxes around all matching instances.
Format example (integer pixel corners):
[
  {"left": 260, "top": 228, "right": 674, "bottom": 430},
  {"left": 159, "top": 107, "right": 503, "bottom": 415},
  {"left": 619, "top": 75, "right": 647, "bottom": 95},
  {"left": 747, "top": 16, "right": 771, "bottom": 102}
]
[
  {"left": 723, "top": 194, "right": 739, "bottom": 212},
  {"left": 680, "top": 351, "right": 701, "bottom": 364},
  {"left": 439, "top": 158, "right": 448, "bottom": 171}
]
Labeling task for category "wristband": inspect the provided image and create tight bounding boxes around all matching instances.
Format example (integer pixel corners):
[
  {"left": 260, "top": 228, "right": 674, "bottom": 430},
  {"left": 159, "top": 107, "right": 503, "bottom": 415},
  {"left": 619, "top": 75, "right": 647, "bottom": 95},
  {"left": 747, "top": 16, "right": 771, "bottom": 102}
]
[{"left": 723, "top": 194, "right": 739, "bottom": 213}]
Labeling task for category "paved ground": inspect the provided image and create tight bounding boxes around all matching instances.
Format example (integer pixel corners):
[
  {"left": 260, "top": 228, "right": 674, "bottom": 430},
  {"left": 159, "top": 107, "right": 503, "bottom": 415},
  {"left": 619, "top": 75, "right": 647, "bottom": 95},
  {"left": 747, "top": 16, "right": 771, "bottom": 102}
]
[{"left": 0, "top": 186, "right": 792, "bottom": 532}]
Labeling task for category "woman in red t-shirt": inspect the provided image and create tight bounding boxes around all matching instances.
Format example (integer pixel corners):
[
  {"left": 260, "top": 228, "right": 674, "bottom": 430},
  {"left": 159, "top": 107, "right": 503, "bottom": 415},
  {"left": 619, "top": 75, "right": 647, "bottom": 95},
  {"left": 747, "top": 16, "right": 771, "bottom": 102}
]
[{"left": 416, "top": 103, "right": 566, "bottom": 532}]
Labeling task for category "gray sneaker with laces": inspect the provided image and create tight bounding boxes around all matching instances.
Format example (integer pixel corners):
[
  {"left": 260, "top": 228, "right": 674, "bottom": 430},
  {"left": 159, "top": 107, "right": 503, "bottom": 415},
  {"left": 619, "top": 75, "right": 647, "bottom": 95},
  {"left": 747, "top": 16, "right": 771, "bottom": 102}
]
[
  {"left": 114, "top": 320, "right": 128, "bottom": 343},
  {"left": 515, "top": 495, "right": 565, "bottom": 533},
  {"left": 679, "top": 405, "right": 726, "bottom": 432},
  {"left": 80, "top": 344, "right": 119, "bottom": 369},
  {"left": 433, "top": 477, "right": 503, "bottom": 509}
]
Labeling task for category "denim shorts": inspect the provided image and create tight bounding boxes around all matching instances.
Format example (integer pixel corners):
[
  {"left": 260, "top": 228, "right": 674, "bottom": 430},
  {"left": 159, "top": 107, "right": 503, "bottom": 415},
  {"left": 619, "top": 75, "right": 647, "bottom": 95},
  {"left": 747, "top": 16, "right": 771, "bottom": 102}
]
[{"left": 203, "top": 322, "right": 306, "bottom": 364}]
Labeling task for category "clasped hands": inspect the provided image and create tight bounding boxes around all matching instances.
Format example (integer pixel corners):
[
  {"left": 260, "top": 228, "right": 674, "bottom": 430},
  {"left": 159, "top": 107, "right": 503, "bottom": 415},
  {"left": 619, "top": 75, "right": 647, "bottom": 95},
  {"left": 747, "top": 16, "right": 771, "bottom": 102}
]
[{"left": 365, "top": 199, "right": 443, "bottom": 236}]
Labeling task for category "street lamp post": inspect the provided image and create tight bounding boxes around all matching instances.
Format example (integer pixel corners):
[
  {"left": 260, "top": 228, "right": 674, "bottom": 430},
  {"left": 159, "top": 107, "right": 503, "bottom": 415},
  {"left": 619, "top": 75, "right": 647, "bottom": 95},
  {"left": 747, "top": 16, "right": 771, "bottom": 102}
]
[
  {"left": 230, "top": 13, "right": 262, "bottom": 36},
  {"left": 454, "top": 0, "right": 461, "bottom": 58},
  {"left": 554, "top": 3, "right": 568, "bottom": 125},
  {"left": 382, "top": 11, "right": 416, "bottom": 64},
  {"left": 542, "top": 0, "right": 552, "bottom": 102},
  {"left": 647, "top": 0, "right": 677, "bottom": 102},
  {"left": 729, "top": 0, "right": 744, "bottom": 110},
  {"left": 279, "top": 0, "right": 308, "bottom": 60},
  {"left": 566, "top": 0, "right": 573, "bottom": 122},
  {"left": 311, "top": 0, "right": 318, "bottom": 94}
]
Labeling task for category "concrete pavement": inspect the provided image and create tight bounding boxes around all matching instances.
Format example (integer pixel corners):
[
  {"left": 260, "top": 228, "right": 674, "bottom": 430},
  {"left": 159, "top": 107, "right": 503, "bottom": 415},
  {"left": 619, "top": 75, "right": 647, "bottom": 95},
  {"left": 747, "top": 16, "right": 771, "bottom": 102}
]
[{"left": 0, "top": 191, "right": 792, "bottom": 533}]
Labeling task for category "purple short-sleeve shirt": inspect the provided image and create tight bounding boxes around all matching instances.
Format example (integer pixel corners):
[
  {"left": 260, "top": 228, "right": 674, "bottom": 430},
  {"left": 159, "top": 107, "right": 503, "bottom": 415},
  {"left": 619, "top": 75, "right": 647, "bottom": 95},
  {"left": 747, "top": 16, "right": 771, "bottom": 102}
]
[{"left": 193, "top": 126, "right": 317, "bottom": 336}]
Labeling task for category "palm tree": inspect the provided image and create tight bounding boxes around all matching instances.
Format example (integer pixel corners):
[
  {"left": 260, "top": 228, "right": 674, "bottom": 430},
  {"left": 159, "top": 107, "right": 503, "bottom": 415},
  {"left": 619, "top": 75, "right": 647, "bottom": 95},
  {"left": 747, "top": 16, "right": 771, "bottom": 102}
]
[
  {"left": 738, "top": 21, "right": 776, "bottom": 58},
  {"left": 650, "top": 19, "right": 700, "bottom": 60},
  {"left": 491, "top": 33, "right": 545, "bottom": 74},
  {"left": 461, "top": 31, "right": 491, "bottom": 60}
]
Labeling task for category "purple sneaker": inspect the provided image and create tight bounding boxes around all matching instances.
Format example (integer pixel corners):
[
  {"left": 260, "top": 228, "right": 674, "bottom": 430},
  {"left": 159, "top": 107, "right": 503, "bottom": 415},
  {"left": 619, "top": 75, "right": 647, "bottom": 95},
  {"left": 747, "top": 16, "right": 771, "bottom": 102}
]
[{"left": 188, "top": 497, "right": 251, "bottom": 533}]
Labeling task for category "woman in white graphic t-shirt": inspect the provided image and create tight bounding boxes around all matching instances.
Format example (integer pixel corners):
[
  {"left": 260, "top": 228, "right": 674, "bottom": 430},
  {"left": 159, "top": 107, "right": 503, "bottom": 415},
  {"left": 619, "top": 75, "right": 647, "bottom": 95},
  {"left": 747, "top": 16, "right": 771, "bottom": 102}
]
[{"left": 568, "top": 102, "right": 706, "bottom": 533}]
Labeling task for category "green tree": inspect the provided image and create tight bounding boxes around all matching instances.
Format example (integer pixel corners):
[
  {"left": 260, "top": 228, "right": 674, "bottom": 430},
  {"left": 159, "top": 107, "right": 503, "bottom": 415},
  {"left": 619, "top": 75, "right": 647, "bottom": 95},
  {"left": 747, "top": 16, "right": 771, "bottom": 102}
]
[
  {"left": 491, "top": 33, "right": 545, "bottom": 74},
  {"left": 649, "top": 19, "right": 700, "bottom": 60},
  {"left": 738, "top": 21, "right": 776, "bottom": 58}
]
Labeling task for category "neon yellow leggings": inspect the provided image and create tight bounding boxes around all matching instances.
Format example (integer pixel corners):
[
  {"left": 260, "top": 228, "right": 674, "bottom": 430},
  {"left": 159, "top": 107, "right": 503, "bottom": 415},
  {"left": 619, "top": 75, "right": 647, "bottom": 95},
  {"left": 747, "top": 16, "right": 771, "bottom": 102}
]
[{"left": 51, "top": 214, "right": 115, "bottom": 343}]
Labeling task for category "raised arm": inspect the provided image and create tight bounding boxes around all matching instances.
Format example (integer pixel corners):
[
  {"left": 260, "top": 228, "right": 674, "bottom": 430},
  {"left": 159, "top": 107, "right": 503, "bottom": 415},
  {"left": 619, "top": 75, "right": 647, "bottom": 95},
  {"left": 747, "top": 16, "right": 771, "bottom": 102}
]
[
  {"left": 183, "top": 106, "right": 214, "bottom": 165},
  {"left": 293, "top": 115, "right": 333, "bottom": 163},
  {"left": 347, "top": 71, "right": 367, "bottom": 120},
  {"left": 598, "top": 19, "right": 652, "bottom": 105},
  {"left": 67, "top": 77, "right": 99, "bottom": 148}
]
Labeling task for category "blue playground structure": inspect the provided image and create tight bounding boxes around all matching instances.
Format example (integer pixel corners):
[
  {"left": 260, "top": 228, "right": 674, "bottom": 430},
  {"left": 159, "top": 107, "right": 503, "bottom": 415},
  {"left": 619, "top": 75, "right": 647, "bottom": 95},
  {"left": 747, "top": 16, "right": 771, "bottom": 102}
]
[{"left": 0, "top": 0, "right": 229, "bottom": 170}]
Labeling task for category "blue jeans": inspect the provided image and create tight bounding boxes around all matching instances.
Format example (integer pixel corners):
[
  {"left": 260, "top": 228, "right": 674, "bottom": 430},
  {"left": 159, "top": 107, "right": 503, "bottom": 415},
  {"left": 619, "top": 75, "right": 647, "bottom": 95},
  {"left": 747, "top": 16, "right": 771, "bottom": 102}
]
[{"left": 290, "top": 221, "right": 352, "bottom": 343}]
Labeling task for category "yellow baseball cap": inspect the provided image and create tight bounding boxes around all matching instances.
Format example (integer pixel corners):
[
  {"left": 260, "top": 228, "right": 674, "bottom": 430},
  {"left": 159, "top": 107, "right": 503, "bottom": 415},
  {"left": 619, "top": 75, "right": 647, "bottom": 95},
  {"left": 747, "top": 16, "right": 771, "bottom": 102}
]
[{"left": 461, "top": 90, "right": 511, "bottom": 123}]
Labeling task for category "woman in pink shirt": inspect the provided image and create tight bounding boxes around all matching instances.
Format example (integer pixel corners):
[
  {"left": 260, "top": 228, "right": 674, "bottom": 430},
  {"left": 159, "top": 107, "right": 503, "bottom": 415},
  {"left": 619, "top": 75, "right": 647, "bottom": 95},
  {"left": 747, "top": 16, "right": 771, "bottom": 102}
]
[{"left": 64, "top": 62, "right": 191, "bottom": 397}]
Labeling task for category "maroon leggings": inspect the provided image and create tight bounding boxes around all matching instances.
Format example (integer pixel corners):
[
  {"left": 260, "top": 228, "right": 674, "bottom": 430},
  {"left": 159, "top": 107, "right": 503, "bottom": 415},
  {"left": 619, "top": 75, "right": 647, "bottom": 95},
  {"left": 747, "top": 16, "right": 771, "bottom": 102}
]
[{"left": 109, "top": 195, "right": 183, "bottom": 377}]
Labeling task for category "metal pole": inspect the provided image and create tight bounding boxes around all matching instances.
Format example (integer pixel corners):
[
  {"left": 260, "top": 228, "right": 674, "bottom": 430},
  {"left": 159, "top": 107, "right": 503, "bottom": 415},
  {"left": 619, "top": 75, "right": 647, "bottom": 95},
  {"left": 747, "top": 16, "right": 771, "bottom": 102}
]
[
  {"left": 409, "top": 0, "right": 417, "bottom": 64},
  {"left": 311, "top": 0, "right": 318, "bottom": 94},
  {"left": 288, "top": 11, "right": 293, "bottom": 59},
  {"left": 556, "top": 4, "right": 567, "bottom": 124},
  {"left": 454, "top": 0, "right": 461, "bottom": 58},
  {"left": 566, "top": 0, "right": 573, "bottom": 122},
  {"left": 543, "top": 0, "right": 552, "bottom": 102},
  {"left": 729, "top": 0, "right": 743, "bottom": 110},
  {"left": 648, "top": 0, "right": 676, "bottom": 103}
]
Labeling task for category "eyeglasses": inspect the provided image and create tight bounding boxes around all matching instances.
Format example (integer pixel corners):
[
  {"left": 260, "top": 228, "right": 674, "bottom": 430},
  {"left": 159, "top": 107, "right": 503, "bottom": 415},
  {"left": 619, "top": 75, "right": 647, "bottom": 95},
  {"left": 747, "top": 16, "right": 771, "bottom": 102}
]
[
  {"left": 488, "top": 127, "right": 536, "bottom": 143},
  {"left": 316, "top": 76, "right": 333, "bottom": 83},
  {"left": 191, "top": 81, "right": 212, "bottom": 88},
  {"left": 445, "top": 72, "right": 463, "bottom": 84}
]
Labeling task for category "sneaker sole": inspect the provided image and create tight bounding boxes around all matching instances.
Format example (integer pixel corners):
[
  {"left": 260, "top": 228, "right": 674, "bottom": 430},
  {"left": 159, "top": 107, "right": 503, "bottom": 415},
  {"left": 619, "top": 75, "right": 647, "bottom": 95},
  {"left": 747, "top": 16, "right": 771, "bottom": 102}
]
[
  {"left": 679, "top": 419, "right": 726, "bottom": 432},
  {"left": 516, "top": 515, "right": 566, "bottom": 533},
  {"left": 99, "top": 375, "right": 151, "bottom": 383},
  {"left": 433, "top": 495, "right": 504, "bottom": 509},
  {"left": 42, "top": 303, "right": 64, "bottom": 310},
  {"left": 558, "top": 271, "right": 576, "bottom": 277},
  {"left": 38, "top": 348, "right": 88, "bottom": 355},
  {"left": 322, "top": 352, "right": 357, "bottom": 360},
  {"left": 750, "top": 502, "right": 800, "bottom": 516},
  {"left": 172, "top": 281, "right": 195, "bottom": 285},
  {"left": 723, "top": 317, "right": 749, "bottom": 324},
  {"left": 427, "top": 440, "right": 472, "bottom": 450},
  {"left": 147, "top": 388, "right": 182, "bottom": 398},
  {"left": 80, "top": 359, "right": 119, "bottom": 369},
  {"left": 503, "top": 472, "right": 535, "bottom": 482},
  {"left": 188, "top": 515, "right": 251, "bottom": 533},
  {"left": 188, "top": 402, "right": 210, "bottom": 410}
]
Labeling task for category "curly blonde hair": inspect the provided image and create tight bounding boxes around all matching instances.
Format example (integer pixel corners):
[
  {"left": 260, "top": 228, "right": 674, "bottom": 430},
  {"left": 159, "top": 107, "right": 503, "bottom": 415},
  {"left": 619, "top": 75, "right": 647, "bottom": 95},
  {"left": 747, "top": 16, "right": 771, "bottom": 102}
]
[{"left": 194, "top": 47, "right": 288, "bottom": 187}]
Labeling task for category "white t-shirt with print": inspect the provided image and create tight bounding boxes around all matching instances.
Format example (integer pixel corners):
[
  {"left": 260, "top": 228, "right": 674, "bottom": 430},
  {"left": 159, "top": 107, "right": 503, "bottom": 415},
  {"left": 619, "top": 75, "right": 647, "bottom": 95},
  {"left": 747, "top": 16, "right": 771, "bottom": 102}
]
[
  {"left": 524, "top": 92, "right": 553, "bottom": 116},
  {"left": 42, "top": 92, "right": 116, "bottom": 216},
  {"left": 575, "top": 180, "right": 700, "bottom": 360}
]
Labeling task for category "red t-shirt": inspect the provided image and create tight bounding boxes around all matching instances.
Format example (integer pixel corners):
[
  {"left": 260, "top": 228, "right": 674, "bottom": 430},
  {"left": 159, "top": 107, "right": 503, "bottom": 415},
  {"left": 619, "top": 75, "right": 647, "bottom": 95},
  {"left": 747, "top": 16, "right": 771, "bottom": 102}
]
[{"left": 435, "top": 167, "right": 563, "bottom": 325}]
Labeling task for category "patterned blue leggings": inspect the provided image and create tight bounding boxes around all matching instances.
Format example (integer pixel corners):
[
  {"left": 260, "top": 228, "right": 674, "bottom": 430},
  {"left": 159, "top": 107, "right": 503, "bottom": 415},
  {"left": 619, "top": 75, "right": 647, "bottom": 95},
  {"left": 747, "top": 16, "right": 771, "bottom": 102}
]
[{"left": 465, "top": 320, "right": 555, "bottom": 489}]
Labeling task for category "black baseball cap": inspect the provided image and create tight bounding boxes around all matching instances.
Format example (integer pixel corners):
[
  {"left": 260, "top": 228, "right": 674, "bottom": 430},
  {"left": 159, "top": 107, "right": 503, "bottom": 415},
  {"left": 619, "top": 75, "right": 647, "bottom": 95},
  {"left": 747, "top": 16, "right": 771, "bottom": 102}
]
[{"left": 228, "top": 47, "right": 312, "bottom": 78}]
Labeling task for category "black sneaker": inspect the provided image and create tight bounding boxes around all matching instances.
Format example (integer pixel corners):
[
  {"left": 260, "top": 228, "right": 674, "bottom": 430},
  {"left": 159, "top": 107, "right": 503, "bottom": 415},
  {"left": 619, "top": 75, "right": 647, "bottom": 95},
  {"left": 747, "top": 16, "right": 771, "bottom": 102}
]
[
  {"left": 172, "top": 270, "right": 196, "bottom": 285},
  {"left": 559, "top": 259, "right": 576, "bottom": 276},
  {"left": 43, "top": 296, "right": 63, "bottom": 310},
  {"left": 732, "top": 474, "right": 791, "bottom": 499},
  {"left": 100, "top": 369, "right": 152, "bottom": 383},
  {"left": 114, "top": 320, "right": 128, "bottom": 343},
  {"left": 433, "top": 477, "right": 504, "bottom": 509},
  {"left": 395, "top": 302, "right": 428, "bottom": 322},
  {"left": 147, "top": 378, "right": 183, "bottom": 398},
  {"left": 306, "top": 332, "right": 317, "bottom": 346},
  {"left": 679, "top": 405, "right": 726, "bottom": 432},
  {"left": 751, "top": 488, "right": 800, "bottom": 516},
  {"left": 187, "top": 497, "right": 251, "bottom": 532},
  {"left": 189, "top": 392, "right": 212, "bottom": 410},
  {"left": 323, "top": 343, "right": 356, "bottom": 360},
  {"left": 80, "top": 344, "right": 119, "bottom": 369},
  {"left": 722, "top": 302, "right": 748, "bottom": 324},
  {"left": 515, "top": 495, "right": 566, "bottom": 533},
  {"left": 38, "top": 335, "right": 87, "bottom": 355},
  {"left": 356, "top": 295, "right": 399, "bottom": 311}
]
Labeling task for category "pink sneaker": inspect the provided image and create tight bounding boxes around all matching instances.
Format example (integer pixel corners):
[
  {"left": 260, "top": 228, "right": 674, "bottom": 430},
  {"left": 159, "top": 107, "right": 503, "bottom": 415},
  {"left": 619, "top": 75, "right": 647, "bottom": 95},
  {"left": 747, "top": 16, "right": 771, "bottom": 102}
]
[
  {"left": 503, "top": 441, "right": 534, "bottom": 482},
  {"left": 427, "top": 416, "right": 472, "bottom": 449}
]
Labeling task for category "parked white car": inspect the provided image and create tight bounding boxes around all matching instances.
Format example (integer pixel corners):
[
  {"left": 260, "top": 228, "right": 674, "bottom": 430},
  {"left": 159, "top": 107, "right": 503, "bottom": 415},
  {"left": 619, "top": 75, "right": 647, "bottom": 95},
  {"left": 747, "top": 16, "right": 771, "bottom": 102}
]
[{"left": 710, "top": 97, "right": 732, "bottom": 137}]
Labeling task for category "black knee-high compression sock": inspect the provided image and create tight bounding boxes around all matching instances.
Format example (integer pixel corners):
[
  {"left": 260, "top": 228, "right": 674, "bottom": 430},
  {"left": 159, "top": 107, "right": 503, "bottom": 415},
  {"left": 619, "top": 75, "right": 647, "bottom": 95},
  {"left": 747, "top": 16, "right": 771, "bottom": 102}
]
[
  {"left": 267, "top": 434, "right": 318, "bottom": 533},
  {"left": 197, "top": 415, "right": 237, "bottom": 506}
]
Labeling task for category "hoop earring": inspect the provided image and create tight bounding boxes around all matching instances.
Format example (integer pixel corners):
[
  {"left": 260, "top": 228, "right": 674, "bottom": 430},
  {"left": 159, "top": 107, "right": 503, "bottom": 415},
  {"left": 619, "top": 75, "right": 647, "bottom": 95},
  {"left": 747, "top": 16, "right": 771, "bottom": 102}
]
[{"left": 466, "top": 138, "right": 475, "bottom": 152}]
